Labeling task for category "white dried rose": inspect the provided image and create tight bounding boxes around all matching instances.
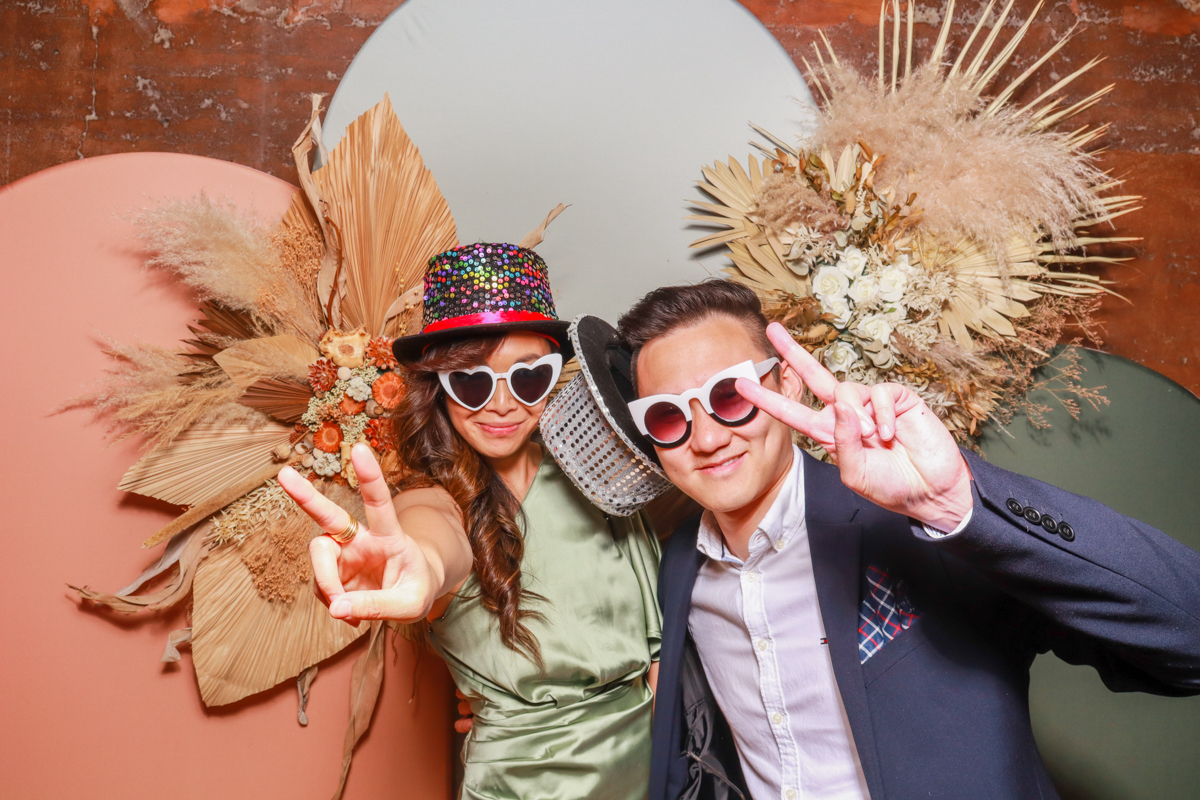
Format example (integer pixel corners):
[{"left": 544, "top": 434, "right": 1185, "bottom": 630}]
[
  {"left": 823, "top": 341, "right": 860, "bottom": 374},
  {"left": 847, "top": 272, "right": 880, "bottom": 305},
  {"left": 878, "top": 267, "right": 908, "bottom": 302},
  {"left": 820, "top": 295, "right": 853, "bottom": 328},
  {"left": 854, "top": 312, "right": 894, "bottom": 344},
  {"left": 881, "top": 302, "right": 908, "bottom": 323},
  {"left": 836, "top": 245, "right": 868, "bottom": 278},
  {"left": 313, "top": 451, "right": 341, "bottom": 477},
  {"left": 346, "top": 376, "right": 372, "bottom": 402},
  {"left": 893, "top": 253, "right": 914, "bottom": 275},
  {"left": 812, "top": 266, "right": 850, "bottom": 300}
]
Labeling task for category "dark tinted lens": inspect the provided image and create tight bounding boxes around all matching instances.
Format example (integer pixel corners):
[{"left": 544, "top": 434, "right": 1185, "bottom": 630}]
[
  {"left": 644, "top": 402, "right": 689, "bottom": 445},
  {"left": 447, "top": 371, "right": 495, "bottom": 408},
  {"left": 509, "top": 363, "right": 555, "bottom": 404},
  {"left": 709, "top": 377, "right": 755, "bottom": 424}
]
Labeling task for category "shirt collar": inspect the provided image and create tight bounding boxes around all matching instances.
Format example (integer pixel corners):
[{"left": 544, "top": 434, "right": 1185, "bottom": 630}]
[{"left": 695, "top": 445, "right": 805, "bottom": 564}]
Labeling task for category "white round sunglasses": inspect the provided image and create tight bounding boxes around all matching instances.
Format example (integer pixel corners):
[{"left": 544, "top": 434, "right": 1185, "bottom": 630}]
[
  {"left": 437, "top": 353, "right": 563, "bottom": 411},
  {"left": 627, "top": 358, "right": 779, "bottom": 448}
]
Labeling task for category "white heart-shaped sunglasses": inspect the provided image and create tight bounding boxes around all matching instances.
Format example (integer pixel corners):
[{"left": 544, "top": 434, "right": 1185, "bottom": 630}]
[{"left": 438, "top": 353, "right": 563, "bottom": 411}]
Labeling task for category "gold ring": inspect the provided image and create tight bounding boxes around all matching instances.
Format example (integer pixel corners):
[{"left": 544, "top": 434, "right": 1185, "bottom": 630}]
[{"left": 328, "top": 516, "right": 360, "bottom": 545}]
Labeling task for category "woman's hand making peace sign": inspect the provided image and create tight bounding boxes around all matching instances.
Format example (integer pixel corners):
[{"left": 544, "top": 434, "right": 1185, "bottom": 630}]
[
  {"left": 735, "top": 322, "right": 975, "bottom": 533},
  {"left": 278, "top": 442, "right": 470, "bottom": 626}
]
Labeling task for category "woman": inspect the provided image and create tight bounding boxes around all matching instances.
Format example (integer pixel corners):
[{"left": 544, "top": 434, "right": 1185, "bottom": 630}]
[{"left": 279, "top": 242, "right": 661, "bottom": 800}]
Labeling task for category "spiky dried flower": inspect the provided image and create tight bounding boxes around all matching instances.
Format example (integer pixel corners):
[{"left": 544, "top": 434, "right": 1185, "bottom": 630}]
[
  {"left": 308, "top": 358, "right": 338, "bottom": 394},
  {"left": 366, "top": 337, "right": 398, "bottom": 370}
]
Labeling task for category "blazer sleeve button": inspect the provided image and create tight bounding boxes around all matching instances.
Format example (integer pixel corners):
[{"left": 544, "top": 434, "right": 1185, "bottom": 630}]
[
  {"left": 1040, "top": 516, "right": 1059, "bottom": 534},
  {"left": 1023, "top": 507, "right": 1042, "bottom": 524},
  {"left": 1006, "top": 498, "right": 1024, "bottom": 515},
  {"left": 1058, "top": 522, "right": 1075, "bottom": 542}
]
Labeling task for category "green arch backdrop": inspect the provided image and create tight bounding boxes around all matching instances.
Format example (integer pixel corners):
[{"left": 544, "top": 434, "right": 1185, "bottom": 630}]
[{"left": 980, "top": 347, "right": 1200, "bottom": 800}]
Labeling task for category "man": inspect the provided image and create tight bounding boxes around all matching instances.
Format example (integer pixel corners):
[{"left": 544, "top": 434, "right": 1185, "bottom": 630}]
[{"left": 617, "top": 280, "right": 1200, "bottom": 800}]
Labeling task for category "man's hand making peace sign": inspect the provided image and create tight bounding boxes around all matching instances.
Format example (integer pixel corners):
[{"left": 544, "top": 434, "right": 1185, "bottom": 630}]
[{"left": 735, "top": 323, "right": 975, "bottom": 533}]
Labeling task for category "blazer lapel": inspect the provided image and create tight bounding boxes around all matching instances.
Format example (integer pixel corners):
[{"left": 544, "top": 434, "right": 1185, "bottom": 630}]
[
  {"left": 660, "top": 518, "right": 703, "bottom": 667},
  {"left": 804, "top": 455, "right": 886, "bottom": 800},
  {"left": 651, "top": 517, "right": 706, "bottom": 800}
]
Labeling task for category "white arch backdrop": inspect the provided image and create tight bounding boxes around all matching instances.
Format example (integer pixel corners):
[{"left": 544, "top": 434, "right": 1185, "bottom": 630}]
[{"left": 322, "top": 0, "right": 818, "bottom": 324}]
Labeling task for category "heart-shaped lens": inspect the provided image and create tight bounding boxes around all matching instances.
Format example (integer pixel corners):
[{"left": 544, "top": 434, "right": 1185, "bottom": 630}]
[
  {"left": 509, "top": 363, "right": 555, "bottom": 405},
  {"left": 447, "top": 370, "right": 496, "bottom": 409}
]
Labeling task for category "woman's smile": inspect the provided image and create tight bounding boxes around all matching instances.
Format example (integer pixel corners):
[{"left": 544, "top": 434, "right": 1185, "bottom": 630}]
[{"left": 477, "top": 421, "right": 523, "bottom": 437}]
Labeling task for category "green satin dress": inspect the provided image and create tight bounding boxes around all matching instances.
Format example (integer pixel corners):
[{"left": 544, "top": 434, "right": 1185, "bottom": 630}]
[{"left": 430, "top": 453, "right": 662, "bottom": 800}]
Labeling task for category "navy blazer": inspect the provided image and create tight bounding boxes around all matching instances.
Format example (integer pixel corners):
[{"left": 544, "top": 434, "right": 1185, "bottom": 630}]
[{"left": 650, "top": 450, "right": 1200, "bottom": 800}]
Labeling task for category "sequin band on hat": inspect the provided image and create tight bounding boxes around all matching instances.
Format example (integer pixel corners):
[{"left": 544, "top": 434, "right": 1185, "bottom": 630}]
[
  {"left": 421, "top": 242, "right": 558, "bottom": 332},
  {"left": 422, "top": 310, "right": 557, "bottom": 334}
]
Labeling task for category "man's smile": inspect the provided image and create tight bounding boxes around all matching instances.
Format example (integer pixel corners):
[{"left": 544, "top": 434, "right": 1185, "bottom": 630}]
[{"left": 697, "top": 452, "right": 746, "bottom": 477}]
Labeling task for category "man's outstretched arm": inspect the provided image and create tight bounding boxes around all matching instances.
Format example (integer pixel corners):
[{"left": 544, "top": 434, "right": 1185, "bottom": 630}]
[{"left": 738, "top": 322, "right": 1200, "bottom": 694}]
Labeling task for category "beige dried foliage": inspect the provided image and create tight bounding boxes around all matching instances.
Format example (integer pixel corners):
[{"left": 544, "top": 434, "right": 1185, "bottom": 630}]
[
  {"left": 136, "top": 194, "right": 323, "bottom": 341},
  {"left": 136, "top": 194, "right": 278, "bottom": 316},
  {"left": 208, "top": 478, "right": 296, "bottom": 547},
  {"left": 756, "top": 172, "right": 849, "bottom": 235},
  {"left": 815, "top": 63, "right": 1108, "bottom": 264},
  {"left": 70, "top": 339, "right": 266, "bottom": 449},
  {"left": 240, "top": 506, "right": 317, "bottom": 604},
  {"left": 270, "top": 223, "right": 324, "bottom": 335}
]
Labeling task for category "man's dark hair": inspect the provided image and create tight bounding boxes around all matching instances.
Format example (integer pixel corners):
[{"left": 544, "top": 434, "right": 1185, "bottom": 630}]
[{"left": 617, "top": 280, "right": 779, "bottom": 391}]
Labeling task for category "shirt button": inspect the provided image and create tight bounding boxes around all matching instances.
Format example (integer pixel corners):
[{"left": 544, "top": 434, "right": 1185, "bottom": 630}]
[
  {"left": 745, "top": 572, "right": 757, "bottom": 583},
  {"left": 774, "top": 540, "right": 785, "bottom": 551},
  {"left": 757, "top": 639, "right": 769, "bottom": 651},
  {"left": 786, "top": 791, "right": 797, "bottom": 800},
  {"left": 772, "top": 712, "right": 784, "bottom": 725}
]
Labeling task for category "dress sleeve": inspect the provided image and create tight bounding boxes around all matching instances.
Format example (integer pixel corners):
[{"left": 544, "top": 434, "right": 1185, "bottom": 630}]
[{"left": 614, "top": 509, "right": 663, "bottom": 661}]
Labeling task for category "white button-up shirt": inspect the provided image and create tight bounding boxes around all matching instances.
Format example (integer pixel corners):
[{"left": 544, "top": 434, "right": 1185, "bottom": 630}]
[{"left": 688, "top": 446, "right": 871, "bottom": 800}]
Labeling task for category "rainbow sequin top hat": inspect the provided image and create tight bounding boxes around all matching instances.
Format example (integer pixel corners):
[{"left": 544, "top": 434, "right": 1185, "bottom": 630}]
[{"left": 391, "top": 241, "right": 573, "bottom": 363}]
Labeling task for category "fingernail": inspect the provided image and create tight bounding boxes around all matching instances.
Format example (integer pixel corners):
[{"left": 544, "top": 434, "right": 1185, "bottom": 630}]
[
  {"left": 330, "top": 598, "right": 351, "bottom": 617},
  {"left": 880, "top": 424, "right": 892, "bottom": 439}
]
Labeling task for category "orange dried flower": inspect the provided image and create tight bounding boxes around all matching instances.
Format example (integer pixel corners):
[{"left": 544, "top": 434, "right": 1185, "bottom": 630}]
[
  {"left": 339, "top": 395, "right": 366, "bottom": 417},
  {"left": 366, "top": 418, "right": 397, "bottom": 452},
  {"left": 313, "top": 421, "right": 344, "bottom": 453},
  {"left": 366, "top": 337, "right": 398, "bottom": 370},
  {"left": 371, "top": 371, "right": 405, "bottom": 410},
  {"left": 308, "top": 358, "right": 338, "bottom": 393}
]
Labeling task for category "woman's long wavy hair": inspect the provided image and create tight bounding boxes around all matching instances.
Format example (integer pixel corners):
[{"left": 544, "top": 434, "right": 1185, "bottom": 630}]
[{"left": 393, "top": 335, "right": 545, "bottom": 666}]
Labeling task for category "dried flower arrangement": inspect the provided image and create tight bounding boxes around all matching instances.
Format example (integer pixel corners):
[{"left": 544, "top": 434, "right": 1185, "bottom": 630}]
[
  {"left": 69, "top": 94, "right": 456, "bottom": 799},
  {"left": 691, "top": 0, "right": 1137, "bottom": 443}
]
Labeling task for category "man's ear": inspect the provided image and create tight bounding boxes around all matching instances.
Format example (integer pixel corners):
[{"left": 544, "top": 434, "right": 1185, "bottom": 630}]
[{"left": 777, "top": 360, "right": 804, "bottom": 402}]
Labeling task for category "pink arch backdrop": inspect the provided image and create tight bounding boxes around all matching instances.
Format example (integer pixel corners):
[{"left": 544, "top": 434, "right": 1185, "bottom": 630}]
[{"left": 0, "top": 153, "right": 454, "bottom": 800}]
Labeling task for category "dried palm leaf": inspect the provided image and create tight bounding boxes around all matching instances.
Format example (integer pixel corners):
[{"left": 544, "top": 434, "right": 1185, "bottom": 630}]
[
  {"left": 332, "top": 621, "right": 387, "bottom": 800},
  {"left": 119, "top": 422, "right": 293, "bottom": 508},
  {"left": 281, "top": 94, "right": 458, "bottom": 337},
  {"left": 190, "top": 539, "right": 367, "bottom": 706},
  {"left": 212, "top": 334, "right": 320, "bottom": 388},
  {"left": 239, "top": 378, "right": 313, "bottom": 424},
  {"left": 72, "top": 523, "right": 212, "bottom": 614},
  {"left": 195, "top": 300, "right": 258, "bottom": 340}
]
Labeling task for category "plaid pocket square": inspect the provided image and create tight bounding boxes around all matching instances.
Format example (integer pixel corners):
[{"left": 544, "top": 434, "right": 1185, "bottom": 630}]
[{"left": 858, "top": 564, "right": 919, "bottom": 664}]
